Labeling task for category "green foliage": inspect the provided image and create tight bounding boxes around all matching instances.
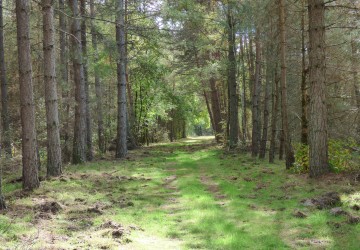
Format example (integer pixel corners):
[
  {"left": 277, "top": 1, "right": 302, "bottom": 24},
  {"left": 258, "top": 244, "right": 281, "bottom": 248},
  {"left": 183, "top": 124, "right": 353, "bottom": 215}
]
[
  {"left": 293, "top": 140, "right": 360, "bottom": 173},
  {"left": 293, "top": 144, "right": 309, "bottom": 174},
  {"left": 328, "top": 139, "right": 360, "bottom": 173}
]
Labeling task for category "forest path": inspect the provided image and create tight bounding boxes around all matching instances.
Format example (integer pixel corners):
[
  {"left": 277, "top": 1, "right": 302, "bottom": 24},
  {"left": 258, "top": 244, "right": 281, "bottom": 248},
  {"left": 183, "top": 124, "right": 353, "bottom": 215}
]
[{"left": 1, "top": 136, "right": 359, "bottom": 249}]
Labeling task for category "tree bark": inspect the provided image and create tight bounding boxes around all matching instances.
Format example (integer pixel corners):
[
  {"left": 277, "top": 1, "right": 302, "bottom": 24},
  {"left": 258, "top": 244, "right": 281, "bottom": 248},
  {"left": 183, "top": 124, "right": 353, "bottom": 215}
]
[
  {"left": 278, "top": 0, "right": 295, "bottom": 168},
  {"left": 90, "top": 0, "right": 105, "bottom": 153},
  {"left": 203, "top": 89, "right": 215, "bottom": 130},
  {"left": 259, "top": 50, "right": 271, "bottom": 159},
  {"left": 251, "top": 30, "right": 262, "bottom": 157},
  {"left": 43, "top": 0, "right": 62, "bottom": 177},
  {"left": 300, "top": 0, "right": 308, "bottom": 145},
  {"left": 351, "top": 38, "right": 360, "bottom": 143},
  {"left": 239, "top": 35, "right": 247, "bottom": 145},
  {"left": 116, "top": 0, "right": 128, "bottom": 158},
  {"left": 269, "top": 68, "right": 279, "bottom": 163},
  {"left": 0, "top": 0, "right": 11, "bottom": 158},
  {"left": 210, "top": 77, "right": 223, "bottom": 142},
  {"left": 16, "top": 0, "right": 40, "bottom": 190},
  {"left": 0, "top": 5, "right": 5, "bottom": 197},
  {"left": 68, "top": 0, "right": 87, "bottom": 164},
  {"left": 80, "top": 0, "right": 93, "bottom": 161},
  {"left": 0, "top": 172, "right": 5, "bottom": 209},
  {"left": 308, "top": 0, "right": 329, "bottom": 177},
  {"left": 227, "top": 2, "right": 238, "bottom": 149},
  {"left": 58, "top": 0, "right": 71, "bottom": 163}
]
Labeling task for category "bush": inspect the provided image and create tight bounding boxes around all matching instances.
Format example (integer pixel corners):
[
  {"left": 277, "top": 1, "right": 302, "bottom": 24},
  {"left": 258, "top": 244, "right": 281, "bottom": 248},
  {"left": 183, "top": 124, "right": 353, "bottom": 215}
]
[
  {"left": 293, "top": 139, "right": 360, "bottom": 173},
  {"left": 293, "top": 144, "right": 309, "bottom": 174}
]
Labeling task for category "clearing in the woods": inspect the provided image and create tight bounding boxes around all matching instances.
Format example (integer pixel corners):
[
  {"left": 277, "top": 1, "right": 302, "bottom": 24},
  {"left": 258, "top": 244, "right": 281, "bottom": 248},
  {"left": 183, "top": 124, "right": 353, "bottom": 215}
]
[{"left": 0, "top": 137, "right": 359, "bottom": 249}]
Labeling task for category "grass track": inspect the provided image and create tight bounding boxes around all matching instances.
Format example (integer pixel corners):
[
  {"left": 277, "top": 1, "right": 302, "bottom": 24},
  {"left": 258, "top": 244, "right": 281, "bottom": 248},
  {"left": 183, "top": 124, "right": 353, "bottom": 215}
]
[{"left": 0, "top": 136, "right": 359, "bottom": 249}]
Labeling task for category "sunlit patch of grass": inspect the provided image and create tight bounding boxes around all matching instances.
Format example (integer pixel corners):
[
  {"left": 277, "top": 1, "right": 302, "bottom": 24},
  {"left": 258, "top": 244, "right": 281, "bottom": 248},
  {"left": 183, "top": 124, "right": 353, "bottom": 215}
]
[
  {"left": 2, "top": 182, "right": 21, "bottom": 193},
  {"left": 0, "top": 137, "right": 359, "bottom": 249}
]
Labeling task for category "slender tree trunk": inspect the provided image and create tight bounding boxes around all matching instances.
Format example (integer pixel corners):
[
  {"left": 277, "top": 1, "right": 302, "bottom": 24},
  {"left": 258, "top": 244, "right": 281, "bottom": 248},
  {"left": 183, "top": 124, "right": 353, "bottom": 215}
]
[
  {"left": 278, "top": 0, "right": 295, "bottom": 168},
  {"left": 248, "top": 34, "right": 255, "bottom": 99},
  {"left": 251, "top": 30, "right": 262, "bottom": 157},
  {"left": 124, "top": 0, "right": 137, "bottom": 150},
  {"left": 0, "top": 0, "right": 11, "bottom": 158},
  {"left": 58, "top": 0, "right": 71, "bottom": 163},
  {"left": 68, "top": 0, "right": 87, "bottom": 164},
  {"left": 239, "top": 35, "right": 247, "bottom": 145},
  {"left": 351, "top": 39, "right": 360, "bottom": 143},
  {"left": 227, "top": 2, "right": 238, "bottom": 149},
  {"left": 182, "top": 120, "right": 186, "bottom": 138},
  {"left": 269, "top": 68, "right": 279, "bottom": 163},
  {"left": 203, "top": 89, "right": 215, "bottom": 130},
  {"left": 210, "top": 78, "right": 223, "bottom": 142},
  {"left": 301, "top": 0, "right": 308, "bottom": 145},
  {"left": 0, "top": 170, "right": 5, "bottom": 209},
  {"left": 80, "top": 0, "right": 93, "bottom": 161},
  {"left": 90, "top": 0, "right": 105, "bottom": 153},
  {"left": 0, "top": 0, "right": 5, "bottom": 201},
  {"left": 16, "top": 0, "right": 40, "bottom": 190},
  {"left": 43, "top": 0, "right": 62, "bottom": 177},
  {"left": 116, "top": 0, "right": 127, "bottom": 158},
  {"left": 259, "top": 51, "right": 271, "bottom": 159},
  {"left": 279, "top": 128, "right": 284, "bottom": 160},
  {"left": 308, "top": 0, "right": 329, "bottom": 177}
]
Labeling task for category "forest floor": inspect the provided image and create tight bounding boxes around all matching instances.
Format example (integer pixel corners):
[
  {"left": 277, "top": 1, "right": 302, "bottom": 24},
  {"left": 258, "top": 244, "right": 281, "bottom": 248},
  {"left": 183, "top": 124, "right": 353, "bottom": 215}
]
[{"left": 0, "top": 136, "right": 359, "bottom": 249}]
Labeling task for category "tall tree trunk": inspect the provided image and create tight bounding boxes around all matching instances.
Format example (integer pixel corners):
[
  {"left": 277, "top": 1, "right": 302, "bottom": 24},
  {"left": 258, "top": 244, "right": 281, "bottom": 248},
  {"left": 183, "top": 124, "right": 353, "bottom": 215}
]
[
  {"left": 259, "top": 51, "right": 271, "bottom": 159},
  {"left": 278, "top": 0, "right": 295, "bottom": 169},
  {"left": 239, "top": 35, "right": 247, "bottom": 145},
  {"left": 351, "top": 38, "right": 360, "bottom": 143},
  {"left": 16, "top": 0, "right": 40, "bottom": 190},
  {"left": 251, "top": 30, "right": 262, "bottom": 157},
  {"left": 308, "top": 0, "right": 329, "bottom": 177},
  {"left": 58, "top": 0, "right": 71, "bottom": 163},
  {"left": 90, "top": 0, "right": 105, "bottom": 153},
  {"left": 43, "top": 0, "right": 62, "bottom": 177},
  {"left": 0, "top": 0, "right": 5, "bottom": 205},
  {"left": 227, "top": 2, "right": 238, "bottom": 149},
  {"left": 301, "top": 0, "right": 308, "bottom": 145},
  {"left": 124, "top": 0, "right": 137, "bottom": 150},
  {"left": 80, "top": 0, "right": 93, "bottom": 161},
  {"left": 0, "top": 0, "right": 11, "bottom": 158},
  {"left": 69, "top": 0, "right": 87, "bottom": 164},
  {"left": 116, "top": 0, "right": 127, "bottom": 158},
  {"left": 269, "top": 68, "right": 279, "bottom": 163}
]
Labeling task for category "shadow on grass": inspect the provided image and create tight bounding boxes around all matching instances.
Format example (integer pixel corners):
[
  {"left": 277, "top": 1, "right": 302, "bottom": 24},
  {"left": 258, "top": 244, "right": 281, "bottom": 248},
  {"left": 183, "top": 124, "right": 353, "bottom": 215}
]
[{"left": 1, "top": 136, "right": 359, "bottom": 249}]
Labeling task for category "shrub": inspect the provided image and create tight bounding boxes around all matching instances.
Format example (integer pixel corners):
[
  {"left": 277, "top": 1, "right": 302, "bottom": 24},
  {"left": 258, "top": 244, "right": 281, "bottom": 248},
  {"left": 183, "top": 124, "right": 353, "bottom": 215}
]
[{"left": 293, "top": 139, "right": 360, "bottom": 173}]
